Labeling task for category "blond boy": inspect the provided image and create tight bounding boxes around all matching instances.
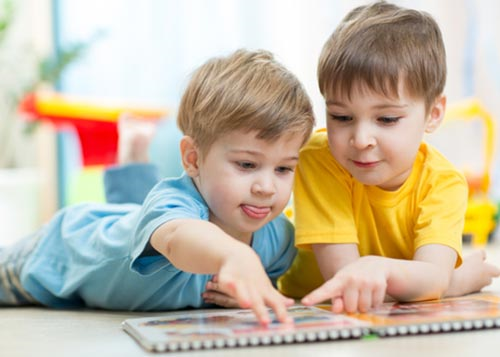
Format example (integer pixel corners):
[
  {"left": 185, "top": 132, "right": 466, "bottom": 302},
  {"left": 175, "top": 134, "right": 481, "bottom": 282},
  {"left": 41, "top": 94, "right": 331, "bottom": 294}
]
[{"left": 0, "top": 49, "right": 315, "bottom": 325}]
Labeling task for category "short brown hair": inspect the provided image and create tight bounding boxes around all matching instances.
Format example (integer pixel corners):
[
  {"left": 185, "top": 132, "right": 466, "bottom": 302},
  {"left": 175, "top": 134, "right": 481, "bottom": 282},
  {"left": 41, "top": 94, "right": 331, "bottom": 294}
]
[
  {"left": 178, "top": 49, "right": 315, "bottom": 155},
  {"left": 318, "top": 1, "right": 446, "bottom": 111}
]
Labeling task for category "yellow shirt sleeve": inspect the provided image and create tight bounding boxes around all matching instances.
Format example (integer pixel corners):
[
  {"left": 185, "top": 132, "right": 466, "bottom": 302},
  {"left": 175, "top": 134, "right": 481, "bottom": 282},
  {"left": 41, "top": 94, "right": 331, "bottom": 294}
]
[
  {"left": 294, "top": 131, "right": 358, "bottom": 249},
  {"left": 412, "top": 162, "right": 468, "bottom": 266}
]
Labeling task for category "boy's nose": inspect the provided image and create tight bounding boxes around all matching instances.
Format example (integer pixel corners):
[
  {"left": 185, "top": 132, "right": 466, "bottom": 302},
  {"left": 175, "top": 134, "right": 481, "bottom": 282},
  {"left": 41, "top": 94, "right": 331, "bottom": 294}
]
[
  {"left": 350, "top": 126, "right": 376, "bottom": 149},
  {"left": 251, "top": 175, "right": 276, "bottom": 196}
]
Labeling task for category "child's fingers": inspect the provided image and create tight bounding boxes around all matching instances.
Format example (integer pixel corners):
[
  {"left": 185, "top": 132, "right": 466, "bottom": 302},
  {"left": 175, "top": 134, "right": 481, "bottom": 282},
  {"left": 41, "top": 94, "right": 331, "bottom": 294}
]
[
  {"left": 205, "top": 280, "right": 219, "bottom": 292},
  {"left": 331, "top": 297, "right": 344, "bottom": 313},
  {"left": 245, "top": 289, "right": 271, "bottom": 326},
  {"left": 342, "top": 286, "right": 359, "bottom": 313},
  {"left": 489, "top": 263, "right": 500, "bottom": 277},
  {"left": 202, "top": 291, "right": 239, "bottom": 308},
  {"left": 217, "top": 279, "right": 252, "bottom": 309},
  {"left": 301, "top": 279, "right": 342, "bottom": 306},
  {"left": 358, "top": 288, "right": 372, "bottom": 313},
  {"left": 283, "top": 296, "right": 295, "bottom": 307},
  {"left": 253, "top": 303, "right": 272, "bottom": 326},
  {"left": 234, "top": 282, "right": 285, "bottom": 326},
  {"left": 270, "top": 303, "right": 292, "bottom": 324},
  {"left": 372, "top": 287, "right": 385, "bottom": 308},
  {"left": 265, "top": 292, "right": 294, "bottom": 324},
  {"left": 215, "top": 272, "right": 289, "bottom": 325},
  {"left": 206, "top": 278, "right": 235, "bottom": 299}
]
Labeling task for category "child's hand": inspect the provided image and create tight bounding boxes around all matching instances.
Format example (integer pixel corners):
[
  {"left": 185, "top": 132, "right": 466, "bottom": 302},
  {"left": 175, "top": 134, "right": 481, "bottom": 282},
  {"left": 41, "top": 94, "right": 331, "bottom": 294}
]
[
  {"left": 214, "top": 251, "right": 295, "bottom": 326},
  {"left": 203, "top": 275, "right": 294, "bottom": 311},
  {"left": 446, "top": 250, "right": 500, "bottom": 297},
  {"left": 202, "top": 275, "right": 239, "bottom": 307},
  {"left": 301, "top": 256, "right": 388, "bottom": 313}
]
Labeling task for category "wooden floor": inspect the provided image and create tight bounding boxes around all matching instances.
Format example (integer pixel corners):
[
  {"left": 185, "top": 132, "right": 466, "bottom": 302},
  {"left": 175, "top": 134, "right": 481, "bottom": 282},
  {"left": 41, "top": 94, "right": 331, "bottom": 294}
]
[{"left": 2, "top": 240, "right": 500, "bottom": 357}]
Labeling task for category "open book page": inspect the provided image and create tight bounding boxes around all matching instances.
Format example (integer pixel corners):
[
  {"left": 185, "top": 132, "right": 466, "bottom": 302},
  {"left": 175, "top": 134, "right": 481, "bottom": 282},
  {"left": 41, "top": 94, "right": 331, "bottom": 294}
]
[
  {"left": 122, "top": 293, "right": 500, "bottom": 352},
  {"left": 345, "top": 293, "right": 500, "bottom": 336},
  {"left": 122, "top": 305, "right": 368, "bottom": 352}
]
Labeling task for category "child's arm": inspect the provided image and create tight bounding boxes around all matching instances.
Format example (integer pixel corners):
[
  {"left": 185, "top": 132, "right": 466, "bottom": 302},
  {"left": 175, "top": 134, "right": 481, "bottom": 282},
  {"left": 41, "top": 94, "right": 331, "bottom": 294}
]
[
  {"left": 303, "top": 244, "right": 457, "bottom": 312},
  {"left": 150, "top": 218, "right": 294, "bottom": 325},
  {"left": 312, "top": 243, "right": 360, "bottom": 279}
]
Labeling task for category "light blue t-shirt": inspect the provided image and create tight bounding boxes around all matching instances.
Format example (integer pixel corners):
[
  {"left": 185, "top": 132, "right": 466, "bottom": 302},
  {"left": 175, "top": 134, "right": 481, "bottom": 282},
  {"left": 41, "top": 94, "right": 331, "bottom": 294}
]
[
  {"left": 20, "top": 173, "right": 296, "bottom": 311},
  {"left": 103, "top": 163, "right": 161, "bottom": 204}
]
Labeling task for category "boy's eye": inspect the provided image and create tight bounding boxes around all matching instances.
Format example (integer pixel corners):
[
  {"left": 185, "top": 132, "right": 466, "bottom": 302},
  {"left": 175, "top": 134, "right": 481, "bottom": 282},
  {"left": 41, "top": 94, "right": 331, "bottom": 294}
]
[
  {"left": 237, "top": 161, "right": 256, "bottom": 169},
  {"left": 378, "top": 116, "right": 401, "bottom": 124},
  {"left": 276, "top": 166, "right": 294, "bottom": 174},
  {"left": 329, "top": 114, "right": 352, "bottom": 122}
]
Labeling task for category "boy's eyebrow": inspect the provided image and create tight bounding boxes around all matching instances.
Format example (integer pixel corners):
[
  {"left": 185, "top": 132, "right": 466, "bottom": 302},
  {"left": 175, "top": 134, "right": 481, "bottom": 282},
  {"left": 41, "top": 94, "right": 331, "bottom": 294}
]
[
  {"left": 326, "top": 100, "right": 408, "bottom": 110},
  {"left": 325, "top": 100, "right": 342, "bottom": 106},
  {"left": 230, "top": 149, "right": 299, "bottom": 161},
  {"left": 372, "top": 103, "right": 409, "bottom": 110}
]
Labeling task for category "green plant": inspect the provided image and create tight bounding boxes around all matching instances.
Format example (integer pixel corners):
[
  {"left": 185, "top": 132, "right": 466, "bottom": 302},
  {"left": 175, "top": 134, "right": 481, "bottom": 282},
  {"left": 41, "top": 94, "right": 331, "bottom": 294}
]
[{"left": 0, "top": 0, "right": 13, "bottom": 43}]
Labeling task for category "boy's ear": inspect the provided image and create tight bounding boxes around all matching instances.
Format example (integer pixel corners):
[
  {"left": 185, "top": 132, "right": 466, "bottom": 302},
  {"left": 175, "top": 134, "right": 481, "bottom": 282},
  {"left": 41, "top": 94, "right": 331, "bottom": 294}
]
[
  {"left": 180, "top": 136, "right": 199, "bottom": 177},
  {"left": 425, "top": 95, "right": 447, "bottom": 133}
]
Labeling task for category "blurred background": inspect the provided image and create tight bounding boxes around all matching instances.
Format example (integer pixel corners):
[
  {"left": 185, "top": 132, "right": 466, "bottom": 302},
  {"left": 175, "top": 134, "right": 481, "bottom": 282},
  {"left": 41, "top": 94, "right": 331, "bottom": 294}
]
[{"left": 1, "top": 0, "right": 500, "bottom": 246}]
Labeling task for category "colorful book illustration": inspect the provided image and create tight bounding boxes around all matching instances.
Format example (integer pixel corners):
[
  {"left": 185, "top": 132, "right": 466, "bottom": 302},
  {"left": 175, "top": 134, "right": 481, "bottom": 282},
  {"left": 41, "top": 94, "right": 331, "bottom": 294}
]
[
  {"left": 122, "top": 293, "right": 500, "bottom": 353},
  {"left": 350, "top": 292, "right": 500, "bottom": 336}
]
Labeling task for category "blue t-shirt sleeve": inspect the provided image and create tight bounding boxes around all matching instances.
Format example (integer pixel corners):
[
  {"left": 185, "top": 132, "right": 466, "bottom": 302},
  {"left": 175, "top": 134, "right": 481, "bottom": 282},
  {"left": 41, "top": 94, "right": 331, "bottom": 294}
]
[
  {"left": 255, "top": 214, "right": 297, "bottom": 287},
  {"left": 104, "top": 163, "right": 160, "bottom": 204},
  {"left": 129, "top": 175, "right": 209, "bottom": 276}
]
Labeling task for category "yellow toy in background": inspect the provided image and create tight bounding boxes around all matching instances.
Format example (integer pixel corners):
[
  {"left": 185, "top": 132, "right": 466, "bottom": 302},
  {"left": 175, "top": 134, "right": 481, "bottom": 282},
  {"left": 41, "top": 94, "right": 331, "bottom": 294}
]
[{"left": 438, "top": 99, "right": 497, "bottom": 247}]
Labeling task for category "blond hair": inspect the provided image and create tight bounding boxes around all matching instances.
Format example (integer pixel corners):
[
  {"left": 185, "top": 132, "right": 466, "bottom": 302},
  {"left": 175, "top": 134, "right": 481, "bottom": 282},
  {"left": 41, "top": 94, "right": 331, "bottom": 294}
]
[
  {"left": 318, "top": 1, "right": 446, "bottom": 112},
  {"left": 178, "top": 49, "right": 315, "bottom": 155}
]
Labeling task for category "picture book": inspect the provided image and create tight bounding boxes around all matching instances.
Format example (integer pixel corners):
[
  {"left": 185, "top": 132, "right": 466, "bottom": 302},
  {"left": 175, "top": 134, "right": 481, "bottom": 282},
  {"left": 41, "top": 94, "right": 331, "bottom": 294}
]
[
  {"left": 349, "top": 292, "right": 500, "bottom": 337},
  {"left": 122, "top": 292, "right": 500, "bottom": 353}
]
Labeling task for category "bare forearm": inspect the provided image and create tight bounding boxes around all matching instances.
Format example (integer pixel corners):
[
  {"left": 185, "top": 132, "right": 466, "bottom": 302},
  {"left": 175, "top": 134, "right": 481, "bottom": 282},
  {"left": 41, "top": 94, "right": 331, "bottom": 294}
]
[
  {"left": 445, "top": 250, "right": 500, "bottom": 297},
  {"left": 151, "top": 219, "right": 253, "bottom": 274},
  {"left": 304, "top": 245, "right": 457, "bottom": 311},
  {"left": 383, "top": 257, "right": 451, "bottom": 301},
  {"left": 313, "top": 243, "right": 360, "bottom": 280}
]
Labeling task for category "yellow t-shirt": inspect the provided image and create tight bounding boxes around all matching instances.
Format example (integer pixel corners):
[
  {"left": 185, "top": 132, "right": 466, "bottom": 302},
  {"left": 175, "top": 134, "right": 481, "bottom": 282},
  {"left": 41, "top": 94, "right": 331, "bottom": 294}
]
[{"left": 278, "top": 130, "right": 468, "bottom": 298}]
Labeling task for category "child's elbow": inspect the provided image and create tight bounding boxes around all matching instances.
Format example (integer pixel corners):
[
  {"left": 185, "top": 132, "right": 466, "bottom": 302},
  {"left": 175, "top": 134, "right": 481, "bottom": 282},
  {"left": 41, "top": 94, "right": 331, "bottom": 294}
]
[
  {"left": 428, "top": 270, "right": 453, "bottom": 300},
  {"left": 150, "top": 221, "right": 178, "bottom": 257}
]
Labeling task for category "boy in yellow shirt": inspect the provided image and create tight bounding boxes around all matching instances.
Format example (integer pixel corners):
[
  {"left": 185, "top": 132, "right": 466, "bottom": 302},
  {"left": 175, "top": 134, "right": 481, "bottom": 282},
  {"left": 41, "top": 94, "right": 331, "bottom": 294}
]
[{"left": 278, "top": 1, "right": 500, "bottom": 313}]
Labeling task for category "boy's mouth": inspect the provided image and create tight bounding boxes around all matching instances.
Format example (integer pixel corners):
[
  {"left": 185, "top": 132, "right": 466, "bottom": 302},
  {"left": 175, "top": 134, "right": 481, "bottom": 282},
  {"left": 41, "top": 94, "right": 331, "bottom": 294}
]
[
  {"left": 240, "top": 204, "right": 271, "bottom": 219},
  {"left": 352, "top": 160, "right": 379, "bottom": 168}
]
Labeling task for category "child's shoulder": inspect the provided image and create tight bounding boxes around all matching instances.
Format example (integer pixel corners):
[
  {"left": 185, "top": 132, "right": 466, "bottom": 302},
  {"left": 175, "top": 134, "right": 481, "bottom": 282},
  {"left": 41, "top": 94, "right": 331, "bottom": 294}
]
[
  {"left": 419, "top": 142, "right": 467, "bottom": 183},
  {"left": 301, "top": 128, "right": 329, "bottom": 152},
  {"left": 144, "top": 174, "right": 208, "bottom": 214},
  {"left": 421, "top": 142, "right": 461, "bottom": 170},
  {"left": 299, "top": 129, "right": 347, "bottom": 174}
]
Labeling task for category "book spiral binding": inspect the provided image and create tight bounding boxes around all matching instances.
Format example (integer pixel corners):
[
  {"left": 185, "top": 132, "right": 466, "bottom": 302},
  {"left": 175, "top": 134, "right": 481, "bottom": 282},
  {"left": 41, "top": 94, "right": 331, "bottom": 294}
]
[
  {"left": 122, "top": 294, "right": 500, "bottom": 353},
  {"left": 144, "top": 327, "right": 367, "bottom": 352},
  {"left": 375, "top": 318, "right": 500, "bottom": 337}
]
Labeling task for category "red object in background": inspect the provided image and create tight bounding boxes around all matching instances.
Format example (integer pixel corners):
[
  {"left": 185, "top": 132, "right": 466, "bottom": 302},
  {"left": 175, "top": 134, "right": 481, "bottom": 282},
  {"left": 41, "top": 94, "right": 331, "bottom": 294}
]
[
  {"left": 19, "top": 92, "right": 166, "bottom": 166},
  {"left": 64, "top": 119, "right": 118, "bottom": 166}
]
